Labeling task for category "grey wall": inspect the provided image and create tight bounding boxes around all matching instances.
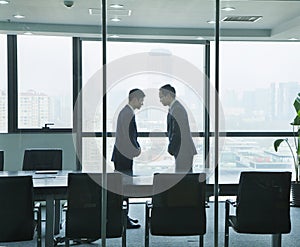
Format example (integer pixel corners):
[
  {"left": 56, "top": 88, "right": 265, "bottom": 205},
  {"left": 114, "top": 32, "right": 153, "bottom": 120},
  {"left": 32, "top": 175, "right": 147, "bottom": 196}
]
[{"left": 0, "top": 133, "right": 77, "bottom": 171}]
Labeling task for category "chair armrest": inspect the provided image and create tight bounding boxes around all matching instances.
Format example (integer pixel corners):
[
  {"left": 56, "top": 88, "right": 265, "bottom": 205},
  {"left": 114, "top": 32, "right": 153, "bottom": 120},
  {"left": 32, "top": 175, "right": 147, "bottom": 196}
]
[
  {"left": 225, "top": 199, "right": 236, "bottom": 228},
  {"left": 146, "top": 200, "right": 152, "bottom": 209},
  {"left": 123, "top": 199, "right": 128, "bottom": 210},
  {"left": 62, "top": 201, "right": 68, "bottom": 210},
  {"left": 34, "top": 202, "right": 42, "bottom": 219},
  {"left": 34, "top": 202, "right": 41, "bottom": 211},
  {"left": 226, "top": 199, "right": 237, "bottom": 207}
]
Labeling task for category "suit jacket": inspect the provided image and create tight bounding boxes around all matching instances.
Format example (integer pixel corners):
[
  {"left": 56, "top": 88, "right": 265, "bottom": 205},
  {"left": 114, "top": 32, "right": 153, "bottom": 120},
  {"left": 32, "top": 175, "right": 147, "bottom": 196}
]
[
  {"left": 167, "top": 100, "right": 197, "bottom": 159},
  {"left": 111, "top": 105, "right": 140, "bottom": 163}
]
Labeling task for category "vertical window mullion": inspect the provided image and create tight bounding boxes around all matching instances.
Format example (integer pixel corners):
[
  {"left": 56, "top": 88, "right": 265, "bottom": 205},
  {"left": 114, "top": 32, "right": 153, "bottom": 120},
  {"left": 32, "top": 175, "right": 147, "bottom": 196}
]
[
  {"left": 7, "top": 35, "right": 17, "bottom": 133},
  {"left": 73, "top": 37, "right": 83, "bottom": 170}
]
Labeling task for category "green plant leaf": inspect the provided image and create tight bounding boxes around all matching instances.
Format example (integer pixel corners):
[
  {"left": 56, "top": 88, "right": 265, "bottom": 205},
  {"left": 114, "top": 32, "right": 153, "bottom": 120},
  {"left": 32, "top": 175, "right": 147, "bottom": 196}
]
[
  {"left": 274, "top": 139, "right": 285, "bottom": 152},
  {"left": 291, "top": 116, "right": 300, "bottom": 126},
  {"left": 294, "top": 95, "right": 300, "bottom": 113}
]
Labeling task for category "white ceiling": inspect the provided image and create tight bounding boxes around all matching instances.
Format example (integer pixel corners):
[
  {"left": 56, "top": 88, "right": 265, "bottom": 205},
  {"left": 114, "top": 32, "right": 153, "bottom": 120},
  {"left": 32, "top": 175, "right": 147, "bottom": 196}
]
[{"left": 1, "top": 0, "right": 300, "bottom": 40}]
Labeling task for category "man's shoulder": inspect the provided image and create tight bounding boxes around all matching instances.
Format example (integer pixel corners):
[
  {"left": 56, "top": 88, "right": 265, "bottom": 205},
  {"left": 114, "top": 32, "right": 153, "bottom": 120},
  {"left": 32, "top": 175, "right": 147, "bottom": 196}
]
[
  {"left": 172, "top": 100, "right": 186, "bottom": 112},
  {"left": 118, "top": 105, "right": 134, "bottom": 119},
  {"left": 119, "top": 105, "right": 131, "bottom": 114}
]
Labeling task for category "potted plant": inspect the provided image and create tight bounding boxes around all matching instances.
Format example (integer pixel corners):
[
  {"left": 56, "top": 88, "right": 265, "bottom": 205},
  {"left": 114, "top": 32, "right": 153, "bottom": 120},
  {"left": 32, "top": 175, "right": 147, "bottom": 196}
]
[{"left": 274, "top": 92, "right": 300, "bottom": 206}]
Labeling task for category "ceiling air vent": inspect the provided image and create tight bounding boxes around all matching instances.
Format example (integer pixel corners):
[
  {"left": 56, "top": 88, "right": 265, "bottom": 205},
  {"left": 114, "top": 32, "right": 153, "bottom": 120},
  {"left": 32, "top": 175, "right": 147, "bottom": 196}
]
[{"left": 222, "top": 16, "right": 262, "bottom": 22}]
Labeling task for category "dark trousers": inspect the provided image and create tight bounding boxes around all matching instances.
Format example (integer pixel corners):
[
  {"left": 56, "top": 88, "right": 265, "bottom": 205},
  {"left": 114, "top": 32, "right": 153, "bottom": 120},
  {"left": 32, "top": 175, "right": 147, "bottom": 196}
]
[
  {"left": 113, "top": 158, "right": 133, "bottom": 221},
  {"left": 113, "top": 147, "right": 133, "bottom": 176}
]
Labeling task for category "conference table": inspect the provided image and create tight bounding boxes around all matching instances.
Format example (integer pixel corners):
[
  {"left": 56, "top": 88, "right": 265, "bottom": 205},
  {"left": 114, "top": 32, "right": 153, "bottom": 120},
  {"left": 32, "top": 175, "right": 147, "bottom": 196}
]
[{"left": 0, "top": 170, "right": 239, "bottom": 247}]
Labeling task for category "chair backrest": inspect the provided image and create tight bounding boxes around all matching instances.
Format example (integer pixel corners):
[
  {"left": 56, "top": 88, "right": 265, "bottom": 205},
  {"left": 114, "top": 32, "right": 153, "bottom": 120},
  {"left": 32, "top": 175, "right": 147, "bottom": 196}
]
[
  {"left": 66, "top": 173, "right": 124, "bottom": 239},
  {"left": 22, "top": 149, "right": 62, "bottom": 171},
  {"left": 0, "top": 150, "right": 3, "bottom": 171},
  {"left": 0, "top": 176, "right": 35, "bottom": 242},
  {"left": 236, "top": 171, "right": 291, "bottom": 234},
  {"left": 151, "top": 173, "right": 206, "bottom": 236}
]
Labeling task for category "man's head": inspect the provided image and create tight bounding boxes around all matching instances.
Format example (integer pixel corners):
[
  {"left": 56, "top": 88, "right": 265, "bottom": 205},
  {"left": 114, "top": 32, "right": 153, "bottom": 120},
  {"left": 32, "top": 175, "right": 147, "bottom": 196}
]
[
  {"left": 159, "top": 84, "right": 176, "bottom": 106},
  {"left": 129, "top": 88, "right": 145, "bottom": 110}
]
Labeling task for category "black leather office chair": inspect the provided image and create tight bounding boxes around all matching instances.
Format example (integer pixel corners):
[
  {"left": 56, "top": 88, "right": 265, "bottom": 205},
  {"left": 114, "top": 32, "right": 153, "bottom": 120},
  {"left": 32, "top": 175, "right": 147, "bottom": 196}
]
[
  {"left": 0, "top": 150, "right": 3, "bottom": 171},
  {"left": 22, "top": 148, "right": 63, "bottom": 235},
  {"left": 145, "top": 173, "right": 207, "bottom": 247},
  {"left": 22, "top": 148, "right": 62, "bottom": 171},
  {"left": 65, "top": 173, "right": 126, "bottom": 247},
  {"left": 0, "top": 176, "right": 41, "bottom": 247},
  {"left": 224, "top": 171, "right": 291, "bottom": 247}
]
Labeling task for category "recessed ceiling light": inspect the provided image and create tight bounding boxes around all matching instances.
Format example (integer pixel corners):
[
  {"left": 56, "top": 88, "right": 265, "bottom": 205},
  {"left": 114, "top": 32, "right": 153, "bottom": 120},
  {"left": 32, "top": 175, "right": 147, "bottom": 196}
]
[
  {"left": 196, "top": 36, "right": 204, "bottom": 40},
  {"left": 110, "top": 17, "right": 121, "bottom": 22},
  {"left": 222, "top": 7, "right": 235, "bottom": 11},
  {"left": 0, "top": 0, "right": 9, "bottom": 4},
  {"left": 288, "top": 38, "right": 298, "bottom": 41},
  {"left": 13, "top": 14, "right": 25, "bottom": 19},
  {"left": 109, "top": 34, "right": 120, "bottom": 38},
  {"left": 109, "top": 4, "right": 124, "bottom": 9},
  {"left": 207, "top": 20, "right": 215, "bottom": 24}
]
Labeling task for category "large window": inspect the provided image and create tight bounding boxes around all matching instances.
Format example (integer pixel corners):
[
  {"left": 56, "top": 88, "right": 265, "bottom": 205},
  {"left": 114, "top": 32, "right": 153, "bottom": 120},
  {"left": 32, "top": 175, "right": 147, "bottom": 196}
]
[
  {"left": 17, "top": 35, "right": 73, "bottom": 129},
  {"left": 81, "top": 41, "right": 207, "bottom": 172},
  {"left": 82, "top": 41, "right": 205, "bottom": 132},
  {"left": 210, "top": 41, "right": 300, "bottom": 183},
  {"left": 217, "top": 41, "right": 300, "bottom": 132},
  {"left": 0, "top": 35, "right": 7, "bottom": 133}
]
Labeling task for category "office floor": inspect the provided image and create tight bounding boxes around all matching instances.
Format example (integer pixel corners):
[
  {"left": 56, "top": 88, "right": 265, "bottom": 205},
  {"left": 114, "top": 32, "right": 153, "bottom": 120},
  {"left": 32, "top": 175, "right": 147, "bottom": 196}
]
[{"left": 1, "top": 202, "right": 300, "bottom": 247}]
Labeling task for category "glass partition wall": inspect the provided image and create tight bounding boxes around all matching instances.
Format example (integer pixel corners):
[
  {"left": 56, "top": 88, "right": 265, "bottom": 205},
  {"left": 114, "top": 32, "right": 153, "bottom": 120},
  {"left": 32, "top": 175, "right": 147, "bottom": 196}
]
[
  {"left": 82, "top": 41, "right": 208, "bottom": 173},
  {"left": 81, "top": 1, "right": 217, "bottom": 246},
  {"left": 5, "top": 0, "right": 300, "bottom": 246},
  {"left": 218, "top": 1, "right": 300, "bottom": 185}
]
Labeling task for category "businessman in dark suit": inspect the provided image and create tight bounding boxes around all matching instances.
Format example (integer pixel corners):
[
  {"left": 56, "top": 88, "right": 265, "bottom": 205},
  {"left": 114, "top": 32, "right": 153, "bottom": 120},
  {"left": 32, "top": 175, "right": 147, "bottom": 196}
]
[
  {"left": 111, "top": 88, "right": 145, "bottom": 229},
  {"left": 159, "top": 84, "right": 197, "bottom": 173}
]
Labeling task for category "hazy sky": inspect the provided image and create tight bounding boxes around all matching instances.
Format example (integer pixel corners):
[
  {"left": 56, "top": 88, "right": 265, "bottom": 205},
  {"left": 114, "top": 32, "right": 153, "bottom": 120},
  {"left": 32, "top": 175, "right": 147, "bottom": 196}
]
[
  {"left": 2, "top": 35, "right": 300, "bottom": 97},
  {"left": 214, "top": 42, "right": 300, "bottom": 91}
]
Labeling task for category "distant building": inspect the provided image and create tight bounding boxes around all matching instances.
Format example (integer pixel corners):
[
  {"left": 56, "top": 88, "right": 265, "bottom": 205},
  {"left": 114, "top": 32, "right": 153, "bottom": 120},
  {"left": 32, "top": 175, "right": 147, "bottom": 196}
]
[
  {"left": 0, "top": 90, "right": 7, "bottom": 132},
  {"left": 271, "top": 82, "right": 300, "bottom": 121},
  {"left": 18, "top": 90, "right": 50, "bottom": 128}
]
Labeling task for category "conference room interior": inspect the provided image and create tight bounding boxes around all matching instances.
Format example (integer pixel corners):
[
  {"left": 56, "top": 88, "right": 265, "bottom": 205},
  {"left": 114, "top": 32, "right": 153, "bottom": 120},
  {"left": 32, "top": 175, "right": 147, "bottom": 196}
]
[{"left": 1, "top": 0, "right": 300, "bottom": 246}]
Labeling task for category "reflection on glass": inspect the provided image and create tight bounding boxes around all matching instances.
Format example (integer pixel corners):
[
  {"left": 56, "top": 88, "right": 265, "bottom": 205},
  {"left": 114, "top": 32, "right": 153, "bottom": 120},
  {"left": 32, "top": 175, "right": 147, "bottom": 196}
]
[
  {"left": 82, "top": 137, "right": 204, "bottom": 175},
  {"left": 17, "top": 35, "right": 72, "bottom": 129}
]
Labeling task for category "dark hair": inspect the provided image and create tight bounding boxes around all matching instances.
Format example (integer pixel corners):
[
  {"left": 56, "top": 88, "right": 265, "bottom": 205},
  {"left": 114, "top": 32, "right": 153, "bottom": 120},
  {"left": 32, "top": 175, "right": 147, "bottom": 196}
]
[
  {"left": 159, "top": 84, "right": 176, "bottom": 97},
  {"left": 129, "top": 88, "right": 145, "bottom": 101}
]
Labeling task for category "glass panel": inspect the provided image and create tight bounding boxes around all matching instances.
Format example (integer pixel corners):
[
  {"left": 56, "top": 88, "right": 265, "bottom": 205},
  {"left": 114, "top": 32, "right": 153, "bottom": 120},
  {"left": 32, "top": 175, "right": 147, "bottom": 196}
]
[
  {"left": 217, "top": 0, "right": 300, "bottom": 184},
  {"left": 217, "top": 0, "right": 300, "bottom": 132},
  {"left": 0, "top": 34, "right": 7, "bottom": 133},
  {"left": 217, "top": 41, "right": 300, "bottom": 132},
  {"left": 17, "top": 35, "right": 72, "bottom": 129},
  {"left": 82, "top": 41, "right": 103, "bottom": 132},
  {"left": 82, "top": 41, "right": 206, "bottom": 133}
]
